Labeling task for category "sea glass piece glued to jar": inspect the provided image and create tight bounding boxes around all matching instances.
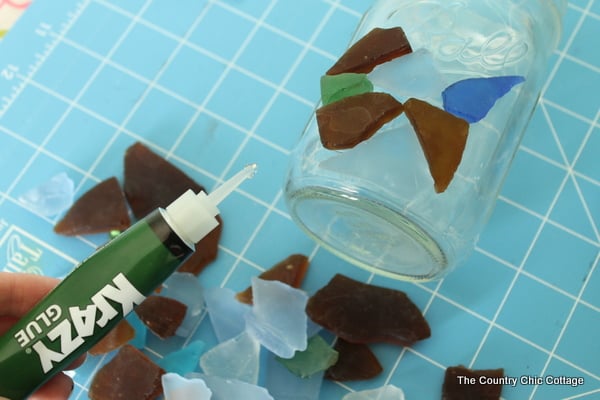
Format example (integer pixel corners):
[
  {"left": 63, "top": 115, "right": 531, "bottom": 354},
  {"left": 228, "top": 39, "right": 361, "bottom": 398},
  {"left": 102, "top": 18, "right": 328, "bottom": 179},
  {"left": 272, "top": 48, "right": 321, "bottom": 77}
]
[
  {"left": 320, "top": 73, "right": 374, "bottom": 106},
  {"left": 404, "top": 98, "right": 469, "bottom": 193},
  {"left": 316, "top": 92, "right": 404, "bottom": 150},
  {"left": 442, "top": 76, "right": 526, "bottom": 123},
  {"left": 327, "top": 27, "right": 412, "bottom": 75}
]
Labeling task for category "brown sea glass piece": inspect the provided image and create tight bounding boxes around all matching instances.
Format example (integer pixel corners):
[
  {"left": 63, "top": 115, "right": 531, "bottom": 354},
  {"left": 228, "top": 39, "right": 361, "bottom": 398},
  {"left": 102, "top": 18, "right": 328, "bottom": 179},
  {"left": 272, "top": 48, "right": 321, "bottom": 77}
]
[
  {"left": 236, "top": 254, "right": 310, "bottom": 304},
  {"left": 325, "top": 339, "right": 383, "bottom": 381},
  {"left": 442, "top": 365, "right": 504, "bottom": 400},
  {"left": 327, "top": 27, "right": 413, "bottom": 75},
  {"left": 89, "top": 319, "right": 135, "bottom": 356},
  {"left": 89, "top": 345, "right": 165, "bottom": 400},
  {"left": 124, "top": 142, "right": 222, "bottom": 275},
  {"left": 305, "top": 274, "right": 430, "bottom": 346},
  {"left": 54, "top": 177, "right": 130, "bottom": 235},
  {"left": 316, "top": 92, "right": 404, "bottom": 150},
  {"left": 404, "top": 98, "right": 469, "bottom": 193},
  {"left": 134, "top": 295, "right": 187, "bottom": 339}
]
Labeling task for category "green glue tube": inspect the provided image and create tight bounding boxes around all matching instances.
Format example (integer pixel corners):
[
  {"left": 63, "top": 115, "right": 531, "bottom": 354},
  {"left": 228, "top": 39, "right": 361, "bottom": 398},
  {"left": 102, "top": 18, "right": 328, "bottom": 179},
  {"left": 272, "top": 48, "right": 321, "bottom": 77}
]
[{"left": 0, "top": 164, "right": 257, "bottom": 400}]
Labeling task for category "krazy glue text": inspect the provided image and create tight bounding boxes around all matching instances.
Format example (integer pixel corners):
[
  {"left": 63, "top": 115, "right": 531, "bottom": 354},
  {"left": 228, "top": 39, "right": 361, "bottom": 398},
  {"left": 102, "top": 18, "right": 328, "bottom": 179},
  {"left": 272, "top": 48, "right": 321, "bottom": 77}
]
[{"left": 13, "top": 273, "right": 145, "bottom": 373}]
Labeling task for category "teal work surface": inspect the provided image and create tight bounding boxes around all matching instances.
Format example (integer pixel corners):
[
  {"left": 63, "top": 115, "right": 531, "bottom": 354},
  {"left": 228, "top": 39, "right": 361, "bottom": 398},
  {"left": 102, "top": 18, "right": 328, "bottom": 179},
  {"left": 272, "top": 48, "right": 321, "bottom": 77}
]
[{"left": 0, "top": 1, "right": 598, "bottom": 399}]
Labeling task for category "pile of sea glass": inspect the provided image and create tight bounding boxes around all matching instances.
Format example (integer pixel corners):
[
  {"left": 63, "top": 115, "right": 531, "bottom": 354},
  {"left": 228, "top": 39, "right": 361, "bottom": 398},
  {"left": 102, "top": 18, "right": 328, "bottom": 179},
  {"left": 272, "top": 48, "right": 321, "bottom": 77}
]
[
  {"left": 43, "top": 142, "right": 432, "bottom": 400},
  {"left": 41, "top": 141, "right": 505, "bottom": 399}
]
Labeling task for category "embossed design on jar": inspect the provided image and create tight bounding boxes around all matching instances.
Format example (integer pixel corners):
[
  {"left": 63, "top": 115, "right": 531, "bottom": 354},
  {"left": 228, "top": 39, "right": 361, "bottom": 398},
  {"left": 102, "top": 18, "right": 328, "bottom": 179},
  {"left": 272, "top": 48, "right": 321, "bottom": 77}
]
[{"left": 381, "top": 0, "right": 529, "bottom": 70}]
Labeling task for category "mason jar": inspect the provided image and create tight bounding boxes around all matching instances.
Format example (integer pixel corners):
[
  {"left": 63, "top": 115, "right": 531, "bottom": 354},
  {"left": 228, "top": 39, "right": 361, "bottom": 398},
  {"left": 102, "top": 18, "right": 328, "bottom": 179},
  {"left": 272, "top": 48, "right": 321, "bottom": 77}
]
[{"left": 284, "top": 0, "right": 566, "bottom": 280}]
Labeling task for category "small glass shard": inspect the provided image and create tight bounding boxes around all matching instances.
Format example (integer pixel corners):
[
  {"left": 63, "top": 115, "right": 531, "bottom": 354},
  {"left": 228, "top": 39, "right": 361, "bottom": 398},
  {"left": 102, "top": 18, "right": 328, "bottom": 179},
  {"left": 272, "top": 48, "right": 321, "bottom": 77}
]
[
  {"left": 276, "top": 335, "right": 338, "bottom": 379},
  {"left": 305, "top": 274, "right": 430, "bottom": 346},
  {"left": 205, "top": 286, "right": 251, "bottom": 343},
  {"left": 89, "top": 319, "right": 135, "bottom": 356},
  {"left": 404, "top": 98, "right": 469, "bottom": 193},
  {"left": 316, "top": 92, "right": 404, "bottom": 150},
  {"left": 443, "top": 365, "right": 504, "bottom": 400},
  {"left": 236, "top": 254, "right": 310, "bottom": 305},
  {"left": 327, "top": 27, "right": 413, "bottom": 75},
  {"left": 162, "top": 373, "right": 212, "bottom": 400},
  {"left": 159, "top": 340, "right": 205, "bottom": 376},
  {"left": 54, "top": 177, "right": 131, "bottom": 235},
  {"left": 245, "top": 278, "right": 308, "bottom": 359},
  {"left": 89, "top": 345, "right": 165, "bottom": 400},
  {"left": 134, "top": 295, "right": 188, "bottom": 339},
  {"left": 320, "top": 73, "right": 374, "bottom": 105},
  {"left": 342, "top": 384, "right": 405, "bottom": 400},
  {"left": 18, "top": 172, "right": 74, "bottom": 217},
  {"left": 124, "top": 142, "right": 221, "bottom": 275},
  {"left": 265, "top": 354, "right": 324, "bottom": 400},
  {"left": 325, "top": 339, "right": 383, "bottom": 381},
  {"left": 160, "top": 272, "right": 204, "bottom": 338},
  {"left": 442, "top": 76, "right": 525, "bottom": 123},
  {"left": 200, "top": 331, "right": 260, "bottom": 384}
]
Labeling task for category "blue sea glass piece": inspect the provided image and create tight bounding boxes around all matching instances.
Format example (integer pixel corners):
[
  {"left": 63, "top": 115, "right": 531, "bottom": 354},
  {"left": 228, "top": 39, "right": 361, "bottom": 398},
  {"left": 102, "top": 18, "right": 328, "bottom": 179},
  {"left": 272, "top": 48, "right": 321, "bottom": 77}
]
[
  {"left": 162, "top": 373, "right": 212, "bottom": 400},
  {"left": 204, "top": 287, "right": 251, "bottom": 343},
  {"left": 18, "top": 172, "right": 74, "bottom": 217},
  {"left": 158, "top": 340, "right": 205, "bottom": 376},
  {"left": 442, "top": 75, "right": 525, "bottom": 123},
  {"left": 161, "top": 272, "right": 205, "bottom": 338},
  {"left": 200, "top": 331, "right": 260, "bottom": 384},
  {"left": 188, "top": 373, "right": 274, "bottom": 400},
  {"left": 244, "top": 277, "right": 308, "bottom": 359}
]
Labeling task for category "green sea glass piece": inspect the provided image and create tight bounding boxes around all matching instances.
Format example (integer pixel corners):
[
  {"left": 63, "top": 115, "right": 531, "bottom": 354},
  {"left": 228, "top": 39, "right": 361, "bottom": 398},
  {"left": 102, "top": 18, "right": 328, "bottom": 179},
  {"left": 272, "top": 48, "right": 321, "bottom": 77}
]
[
  {"left": 276, "top": 335, "right": 339, "bottom": 379},
  {"left": 320, "top": 73, "right": 374, "bottom": 105}
]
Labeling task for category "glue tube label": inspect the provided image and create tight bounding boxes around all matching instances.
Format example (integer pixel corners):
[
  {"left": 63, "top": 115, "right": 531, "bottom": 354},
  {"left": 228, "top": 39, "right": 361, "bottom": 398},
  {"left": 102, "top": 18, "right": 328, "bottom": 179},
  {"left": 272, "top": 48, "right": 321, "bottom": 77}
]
[{"left": 0, "top": 210, "right": 193, "bottom": 399}]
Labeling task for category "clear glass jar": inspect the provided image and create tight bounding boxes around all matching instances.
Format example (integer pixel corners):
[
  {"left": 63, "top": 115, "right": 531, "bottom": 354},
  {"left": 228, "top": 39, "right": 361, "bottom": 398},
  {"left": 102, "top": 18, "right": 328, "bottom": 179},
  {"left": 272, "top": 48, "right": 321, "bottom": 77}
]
[{"left": 284, "top": 0, "right": 566, "bottom": 280}]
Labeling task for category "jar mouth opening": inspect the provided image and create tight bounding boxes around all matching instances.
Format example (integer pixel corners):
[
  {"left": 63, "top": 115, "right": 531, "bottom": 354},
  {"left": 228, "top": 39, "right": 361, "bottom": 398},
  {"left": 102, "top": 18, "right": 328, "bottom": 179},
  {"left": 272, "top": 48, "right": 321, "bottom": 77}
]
[{"left": 286, "top": 186, "right": 448, "bottom": 281}]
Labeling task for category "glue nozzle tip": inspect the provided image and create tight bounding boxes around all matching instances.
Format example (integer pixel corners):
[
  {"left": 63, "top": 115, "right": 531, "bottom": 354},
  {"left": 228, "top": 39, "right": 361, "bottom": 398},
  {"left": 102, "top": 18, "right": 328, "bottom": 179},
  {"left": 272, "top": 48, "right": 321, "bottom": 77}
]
[{"left": 207, "top": 163, "right": 258, "bottom": 206}]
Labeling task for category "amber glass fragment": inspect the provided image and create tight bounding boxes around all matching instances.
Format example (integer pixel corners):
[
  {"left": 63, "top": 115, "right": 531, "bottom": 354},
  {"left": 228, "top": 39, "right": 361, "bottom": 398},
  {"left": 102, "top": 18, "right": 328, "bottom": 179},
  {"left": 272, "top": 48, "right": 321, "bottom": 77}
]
[
  {"left": 89, "top": 319, "right": 135, "bottom": 356},
  {"left": 123, "top": 142, "right": 222, "bottom": 275},
  {"left": 325, "top": 339, "right": 383, "bottom": 381},
  {"left": 54, "top": 177, "right": 130, "bottom": 235},
  {"left": 404, "top": 98, "right": 469, "bottom": 193},
  {"left": 134, "top": 295, "right": 187, "bottom": 339},
  {"left": 442, "top": 365, "right": 504, "bottom": 400},
  {"left": 305, "top": 274, "right": 430, "bottom": 346},
  {"left": 236, "top": 254, "right": 310, "bottom": 304},
  {"left": 327, "top": 27, "right": 412, "bottom": 75},
  {"left": 316, "top": 92, "right": 404, "bottom": 150},
  {"left": 89, "top": 345, "right": 165, "bottom": 400}
]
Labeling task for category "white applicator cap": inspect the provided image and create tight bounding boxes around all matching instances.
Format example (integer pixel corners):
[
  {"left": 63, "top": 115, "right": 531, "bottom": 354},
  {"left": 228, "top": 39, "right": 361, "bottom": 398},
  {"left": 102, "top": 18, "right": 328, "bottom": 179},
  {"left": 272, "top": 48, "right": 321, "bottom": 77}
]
[{"left": 164, "top": 164, "right": 258, "bottom": 246}]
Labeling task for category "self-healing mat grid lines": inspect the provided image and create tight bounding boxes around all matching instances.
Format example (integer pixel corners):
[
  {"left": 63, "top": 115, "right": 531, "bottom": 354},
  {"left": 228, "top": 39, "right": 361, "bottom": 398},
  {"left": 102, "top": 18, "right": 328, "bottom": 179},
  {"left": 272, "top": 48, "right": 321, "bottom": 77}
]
[{"left": 0, "top": 0, "right": 598, "bottom": 399}]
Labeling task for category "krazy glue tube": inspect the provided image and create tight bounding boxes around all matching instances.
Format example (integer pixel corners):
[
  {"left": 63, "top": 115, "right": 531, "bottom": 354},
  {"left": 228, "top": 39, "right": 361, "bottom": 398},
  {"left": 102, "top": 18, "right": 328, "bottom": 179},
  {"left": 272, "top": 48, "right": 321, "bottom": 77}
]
[{"left": 0, "top": 163, "right": 258, "bottom": 400}]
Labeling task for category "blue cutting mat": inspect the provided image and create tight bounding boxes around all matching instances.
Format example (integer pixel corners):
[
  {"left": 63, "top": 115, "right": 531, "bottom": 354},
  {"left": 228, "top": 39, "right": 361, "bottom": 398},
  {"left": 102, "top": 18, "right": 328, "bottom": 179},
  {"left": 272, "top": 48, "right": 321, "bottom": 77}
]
[{"left": 0, "top": 0, "right": 598, "bottom": 399}]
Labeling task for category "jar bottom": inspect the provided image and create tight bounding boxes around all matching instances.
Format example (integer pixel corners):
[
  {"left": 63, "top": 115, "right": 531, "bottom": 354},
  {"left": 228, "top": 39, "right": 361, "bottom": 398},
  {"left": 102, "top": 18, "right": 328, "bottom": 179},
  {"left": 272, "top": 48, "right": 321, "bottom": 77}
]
[{"left": 287, "top": 186, "right": 448, "bottom": 281}]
